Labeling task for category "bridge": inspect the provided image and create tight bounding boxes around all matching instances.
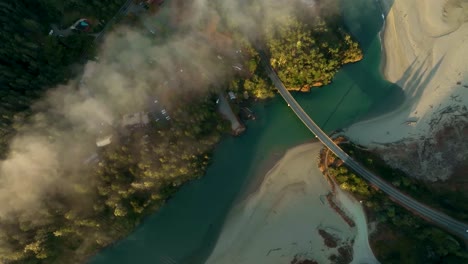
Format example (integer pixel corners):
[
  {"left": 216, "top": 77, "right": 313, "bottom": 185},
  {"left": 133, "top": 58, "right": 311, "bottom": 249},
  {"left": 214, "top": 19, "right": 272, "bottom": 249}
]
[{"left": 259, "top": 52, "right": 468, "bottom": 242}]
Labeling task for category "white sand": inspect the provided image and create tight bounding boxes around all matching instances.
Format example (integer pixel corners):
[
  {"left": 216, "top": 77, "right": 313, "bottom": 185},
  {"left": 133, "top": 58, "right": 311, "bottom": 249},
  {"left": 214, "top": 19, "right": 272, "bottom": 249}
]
[
  {"left": 345, "top": 0, "right": 468, "bottom": 146},
  {"left": 335, "top": 187, "right": 378, "bottom": 264},
  {"left": 206, "top": 143, "right": 378, "bottom": 264}
]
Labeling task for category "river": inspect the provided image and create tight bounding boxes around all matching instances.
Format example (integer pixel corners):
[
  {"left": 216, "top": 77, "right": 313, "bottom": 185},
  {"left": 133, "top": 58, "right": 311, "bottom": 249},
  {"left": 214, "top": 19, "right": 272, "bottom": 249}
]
[{"left": 89, "top": 0, "right": 400, "bottom": 263}]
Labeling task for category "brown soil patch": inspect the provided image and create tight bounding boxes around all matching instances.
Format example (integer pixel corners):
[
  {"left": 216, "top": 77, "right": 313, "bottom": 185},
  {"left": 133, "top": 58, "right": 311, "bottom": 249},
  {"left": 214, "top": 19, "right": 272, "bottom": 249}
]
[
  {"left": 336, "top": 244, "right": 353, "bottom": 264},
  {"left": 318, "top": 229, "right": 339, "bottom": 248},
  {"left": 327, "top": 243, "right": 354, "bottom": 264},
  {"left": 290, "top": 256, "right": 318, "bottom": 264},
  {"left": 326, "top": 193, "right": 355, "bottom": 227}
]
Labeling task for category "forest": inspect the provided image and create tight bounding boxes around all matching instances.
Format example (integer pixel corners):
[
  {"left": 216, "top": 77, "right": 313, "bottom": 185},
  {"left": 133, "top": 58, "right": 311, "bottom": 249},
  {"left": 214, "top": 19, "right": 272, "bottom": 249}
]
[
  {"left": 267, "top": 17, "right": 362, "bottom": 89},
  {"left": 0, "top": 0, "right": 363, "bottom": 263},
  {"left": 0, "top": 93, "right": 228, "bottom": 263},
  {"left": 323, "top": 142, "right": 468, "bottom": 263},
  {"left": 0, "top": 0, "right": 125, "bottom": 157},
  {"left": 226, "top": 6, "right": 362, "bottom": 99}
]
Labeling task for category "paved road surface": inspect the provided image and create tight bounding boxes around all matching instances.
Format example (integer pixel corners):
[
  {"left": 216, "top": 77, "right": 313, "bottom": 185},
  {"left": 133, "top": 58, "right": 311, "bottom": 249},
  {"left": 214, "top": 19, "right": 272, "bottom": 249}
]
[{"left": 258, "top": 51, "right": 468, "bottom": 242}]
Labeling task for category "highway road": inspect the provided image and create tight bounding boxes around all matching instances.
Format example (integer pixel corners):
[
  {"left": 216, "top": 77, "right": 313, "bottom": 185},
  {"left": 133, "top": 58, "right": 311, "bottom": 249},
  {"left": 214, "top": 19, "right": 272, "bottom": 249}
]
[{"left": 258, "top": 51, "right": 468, "bottom": 242}]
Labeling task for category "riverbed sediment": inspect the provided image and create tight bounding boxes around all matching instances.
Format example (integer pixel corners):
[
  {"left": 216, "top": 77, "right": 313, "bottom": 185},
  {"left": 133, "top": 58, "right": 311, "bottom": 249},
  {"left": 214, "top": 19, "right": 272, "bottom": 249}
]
[
  {"left": 344, "top": 0, "right": 468, "bottom": 181},
  {"left": 206, "top": 143, "right": 378, "bottom": 264}
]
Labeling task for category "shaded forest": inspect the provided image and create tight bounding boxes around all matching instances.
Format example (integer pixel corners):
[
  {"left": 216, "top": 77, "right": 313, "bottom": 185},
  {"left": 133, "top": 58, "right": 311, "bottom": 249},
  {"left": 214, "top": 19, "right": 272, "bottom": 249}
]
[
  {"left": 323, "top": 143, "right": 468, "bottom": 263},
  {"left": 0, "top": 0, "right": 125, "bottom": 157}
]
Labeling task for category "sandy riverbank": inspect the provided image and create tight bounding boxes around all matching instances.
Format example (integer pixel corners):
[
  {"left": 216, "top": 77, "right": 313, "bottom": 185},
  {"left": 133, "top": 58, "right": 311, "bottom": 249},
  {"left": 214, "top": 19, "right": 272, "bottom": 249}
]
[
  {"left": 205, "top": 143, "right": 378, "bottom": 264},
  {"left": 344, "top": 0, "right": 468, "bottom": 181}
]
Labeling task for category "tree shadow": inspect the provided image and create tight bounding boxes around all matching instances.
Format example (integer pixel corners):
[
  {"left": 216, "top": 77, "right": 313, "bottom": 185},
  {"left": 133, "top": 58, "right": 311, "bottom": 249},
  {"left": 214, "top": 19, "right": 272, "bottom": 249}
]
[
  {"left": 321, "top": 0, "right": 454, "bottom": 130},
  {"left": 397, "top": 53, "right": 446, "bottom": 120},
  {"left": 328, "top": 0, "right": 404, "bottom": 121}
]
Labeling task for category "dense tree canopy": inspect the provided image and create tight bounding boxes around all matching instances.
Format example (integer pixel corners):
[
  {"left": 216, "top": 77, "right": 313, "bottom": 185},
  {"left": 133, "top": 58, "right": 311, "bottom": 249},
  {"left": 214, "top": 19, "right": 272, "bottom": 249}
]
[
  {"left": 225, "top": 12, "right": 362, "bottom": 100},
  {"left": 0, "top": 94, "right": 229, "bottom": 263},
  {"left": 0, "top": 0, "right": 125, "bottom": 157},
  {"left": 267, "top": 17, "right": 362, "bottom": 89}
]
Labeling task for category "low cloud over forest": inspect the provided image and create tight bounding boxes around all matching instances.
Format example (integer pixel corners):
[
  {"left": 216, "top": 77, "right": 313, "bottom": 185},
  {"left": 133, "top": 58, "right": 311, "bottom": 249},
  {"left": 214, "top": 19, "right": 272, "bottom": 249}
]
[{"left": 0, "top": 0, "right": 327, "bottom": 262}]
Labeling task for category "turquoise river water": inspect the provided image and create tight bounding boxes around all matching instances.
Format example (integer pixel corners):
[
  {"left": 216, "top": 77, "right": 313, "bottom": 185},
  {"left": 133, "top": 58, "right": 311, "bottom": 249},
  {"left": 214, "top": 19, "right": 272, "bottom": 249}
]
[{"left": 90, "top": 0, "right": 401, "bottom": 263}]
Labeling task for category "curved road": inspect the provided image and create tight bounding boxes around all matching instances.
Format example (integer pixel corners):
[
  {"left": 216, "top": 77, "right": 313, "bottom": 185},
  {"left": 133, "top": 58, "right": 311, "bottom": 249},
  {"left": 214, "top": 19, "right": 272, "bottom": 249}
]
[{"left": 259, "top": 52, "right": 468, "bottom": 242}]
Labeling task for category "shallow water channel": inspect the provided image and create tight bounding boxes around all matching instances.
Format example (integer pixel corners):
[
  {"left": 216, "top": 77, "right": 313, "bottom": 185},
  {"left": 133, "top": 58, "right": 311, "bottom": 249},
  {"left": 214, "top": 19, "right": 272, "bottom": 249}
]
[{"left": 90, "top": 0, "right": 400, "bottom": 263}]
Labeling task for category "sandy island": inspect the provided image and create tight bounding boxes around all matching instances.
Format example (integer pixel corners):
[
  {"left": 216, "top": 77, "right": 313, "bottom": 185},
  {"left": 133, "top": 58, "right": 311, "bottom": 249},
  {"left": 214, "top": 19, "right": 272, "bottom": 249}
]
[
  {"left": 344, "top": 0, "right": 468, "bottom": 181},
  {"left": 206, "top": 143, "right": 378, "bottom": 264}
]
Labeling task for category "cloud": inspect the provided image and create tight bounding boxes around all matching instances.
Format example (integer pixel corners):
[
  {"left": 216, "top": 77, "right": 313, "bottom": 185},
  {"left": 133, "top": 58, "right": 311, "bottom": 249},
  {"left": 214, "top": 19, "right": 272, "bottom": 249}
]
[
  {"left": 0, "top": 0, "right": 317, "bottom": 241},
  {"left": 0, "top": 136, "right": 59, "bottom": 218}
]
